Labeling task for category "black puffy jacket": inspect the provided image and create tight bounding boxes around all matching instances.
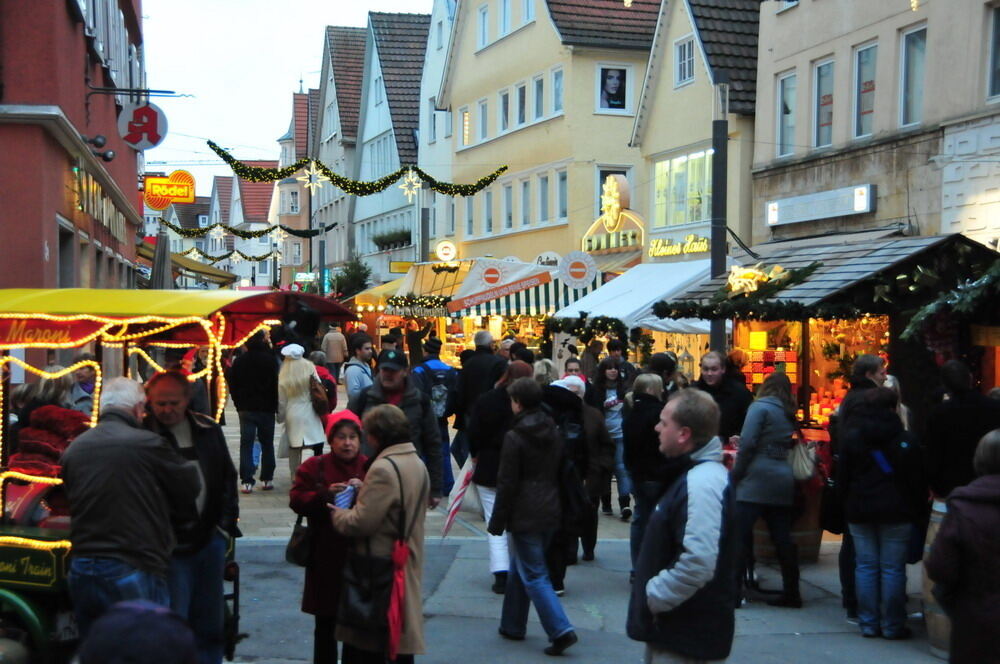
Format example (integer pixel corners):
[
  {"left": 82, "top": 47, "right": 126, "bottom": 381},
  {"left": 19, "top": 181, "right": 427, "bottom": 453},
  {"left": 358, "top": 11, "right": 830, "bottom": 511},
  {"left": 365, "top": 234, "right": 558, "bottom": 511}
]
[
  {"left": 624, "top": 392, "right": 669, "bottom": 483},
  {"left": 467, "top": 386, "right": 514, "bottom": 488}
]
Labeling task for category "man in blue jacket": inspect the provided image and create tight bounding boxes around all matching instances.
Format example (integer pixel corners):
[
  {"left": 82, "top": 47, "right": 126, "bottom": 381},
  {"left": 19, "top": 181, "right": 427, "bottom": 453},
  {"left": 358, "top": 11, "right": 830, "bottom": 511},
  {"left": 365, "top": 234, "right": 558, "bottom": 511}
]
[{"left": 627, "top": 388, "right": 735, "bottom": 663}]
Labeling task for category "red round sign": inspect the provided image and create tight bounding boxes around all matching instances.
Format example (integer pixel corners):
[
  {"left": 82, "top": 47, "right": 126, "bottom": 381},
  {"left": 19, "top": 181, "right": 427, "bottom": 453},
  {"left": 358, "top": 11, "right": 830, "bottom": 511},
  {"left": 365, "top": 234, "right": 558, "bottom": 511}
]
[
  {"left": 483, "top": 267, "right": 502, "bottom": 284},
  {"left": 568, "top": 261, "right": 588, "bottom": 280}
]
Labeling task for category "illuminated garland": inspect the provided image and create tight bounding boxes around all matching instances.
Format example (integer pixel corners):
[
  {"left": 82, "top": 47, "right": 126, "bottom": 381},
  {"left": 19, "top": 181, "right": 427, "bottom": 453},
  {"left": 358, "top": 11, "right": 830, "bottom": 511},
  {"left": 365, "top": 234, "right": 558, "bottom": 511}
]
[
  {"left": 431, "top": 263, "right": 461, "bottom": 274},
  {"left": 159, "top": 220, "right": 338, "bottom": 240},
  {"left": 208, "top": 141, "right": 507, "bottom": 197},
  {"left": 386, "top": 294, "right": 451, "bottom": 309},
  {"left": 180, "top": 247, "right": 281, "bottom": 264},
  {"left": 901, "top": 258, "right": 1000, "bottom": 341}
]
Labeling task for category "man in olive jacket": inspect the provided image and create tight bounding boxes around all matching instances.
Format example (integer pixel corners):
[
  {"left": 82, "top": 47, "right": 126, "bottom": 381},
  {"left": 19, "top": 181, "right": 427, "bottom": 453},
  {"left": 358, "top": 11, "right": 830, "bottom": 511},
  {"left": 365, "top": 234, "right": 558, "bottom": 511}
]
[
  {"left": 61, "top": 377, "right": 201, "bottom": 638},
  {"left": 350, "top": 349, "right": 443, "bottom": 504}
]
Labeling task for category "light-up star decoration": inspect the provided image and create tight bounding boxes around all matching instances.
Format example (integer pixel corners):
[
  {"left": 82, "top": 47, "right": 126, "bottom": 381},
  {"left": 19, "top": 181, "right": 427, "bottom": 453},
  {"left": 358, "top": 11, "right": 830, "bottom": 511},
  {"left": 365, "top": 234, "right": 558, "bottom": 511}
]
[
  {"left": 210, "top": 225, "right": 225, "bottom": 240},
  {"left": 296, "top": 162, "right": 330, "bottom": 193},
  {"left": 398, "top": 169, "right": 422, "bottom": 203},
  {"left": 600, "top": 175, "right": 623, "bottom": 233},
  {"left": 275, "top": 228, "right": 288, "bottom": 243},
  {"left": 230, "top": 252, "right": 242, "bottom": 264}
]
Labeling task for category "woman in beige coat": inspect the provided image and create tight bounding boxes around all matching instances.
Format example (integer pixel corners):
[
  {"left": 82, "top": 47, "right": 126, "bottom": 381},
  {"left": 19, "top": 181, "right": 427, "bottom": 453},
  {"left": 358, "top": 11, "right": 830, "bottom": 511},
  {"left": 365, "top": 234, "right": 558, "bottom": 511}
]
[
  {"left": 278, "top": 344, "right": 327, "bottom": 475},
  {"left": 331, "top": 404, "right": 430, "bottom": 664}
]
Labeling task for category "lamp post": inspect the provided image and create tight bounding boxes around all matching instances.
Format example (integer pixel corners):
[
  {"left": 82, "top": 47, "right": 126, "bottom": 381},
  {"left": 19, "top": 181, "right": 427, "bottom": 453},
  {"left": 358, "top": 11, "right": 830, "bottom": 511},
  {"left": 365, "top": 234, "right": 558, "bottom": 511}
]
[{"left": 709, "top": 72, "right": 730, "bottom": 352}]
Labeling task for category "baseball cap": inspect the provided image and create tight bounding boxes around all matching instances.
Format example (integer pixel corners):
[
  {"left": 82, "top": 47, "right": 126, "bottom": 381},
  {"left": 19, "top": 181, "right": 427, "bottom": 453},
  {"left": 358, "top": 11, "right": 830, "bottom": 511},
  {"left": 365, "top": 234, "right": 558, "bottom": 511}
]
[{"left": 376, "top": 348, "right": 408, "bottom": 371}]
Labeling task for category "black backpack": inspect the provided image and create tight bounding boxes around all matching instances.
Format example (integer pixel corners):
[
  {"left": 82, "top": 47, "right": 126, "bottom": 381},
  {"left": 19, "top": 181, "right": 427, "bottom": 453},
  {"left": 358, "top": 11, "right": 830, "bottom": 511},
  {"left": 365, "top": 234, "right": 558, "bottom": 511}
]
[{"left": 414, "top": 362, "right": 456, "bottom": 419}]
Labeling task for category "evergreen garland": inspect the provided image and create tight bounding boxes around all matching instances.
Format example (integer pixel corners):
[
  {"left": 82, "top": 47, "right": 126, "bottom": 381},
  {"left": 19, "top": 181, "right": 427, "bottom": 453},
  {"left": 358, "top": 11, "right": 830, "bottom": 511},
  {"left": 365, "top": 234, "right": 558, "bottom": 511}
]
[
  {"left": 901, "top": 258, "right": 1000, "bottom": 340},
  {"left": 207, "top": 141, "right": 309, "bottom": 181},
  {"left": 157, "top": 220, "right": 337, "bottom": 240}
]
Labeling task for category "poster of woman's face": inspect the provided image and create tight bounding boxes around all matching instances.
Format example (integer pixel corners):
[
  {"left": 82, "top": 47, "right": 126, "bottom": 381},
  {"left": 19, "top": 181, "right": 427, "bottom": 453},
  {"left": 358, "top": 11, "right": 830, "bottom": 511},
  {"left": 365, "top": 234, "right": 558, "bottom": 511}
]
[{"left": 599, "top": 67, "right": 627, "bottom": 110}]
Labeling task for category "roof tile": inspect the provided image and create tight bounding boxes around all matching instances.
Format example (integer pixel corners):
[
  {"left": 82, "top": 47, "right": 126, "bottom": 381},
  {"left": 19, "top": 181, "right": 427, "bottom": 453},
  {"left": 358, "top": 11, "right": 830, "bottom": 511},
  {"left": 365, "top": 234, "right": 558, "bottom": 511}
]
[
  {"left": 171, "top": 197, "right": 211, "bottom": 229},
  {"left": 293, "top": 92, "right": 310, "bottom": 159},
  {"left": 687, "top": 0, "right": 760, "bottom": 114},
  {"left": 212, "top": 176, "right": 233, "bottom": 225},
  {"left": 237, "top": 161, "right": 276, "bottom": 224},
  {"left": 546, "top": 0, "right": 661, "bottom": 50},
  {"left": 328, "top": 26, "right": 368, "bottom": 140}
]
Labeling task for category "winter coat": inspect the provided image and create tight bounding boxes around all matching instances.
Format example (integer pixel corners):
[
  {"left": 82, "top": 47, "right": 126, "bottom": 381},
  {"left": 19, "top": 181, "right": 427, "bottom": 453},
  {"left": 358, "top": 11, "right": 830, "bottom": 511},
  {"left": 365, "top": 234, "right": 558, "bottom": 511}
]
[
  {"left": 227, "top": 344, "right": 279, "bottom": 413},
  {"left": 627, "top": 437, "right": 735, "bottom": 661},
  {"left": 829, "top": 377, "right": 879, "bottom": 457},
  {"left": 146, "top": 411, "right": 241, "bottom": 554},
  {"left": 404, "top": 322, "right": 432, "bottom": 367},
  {"left": 924, "top": 474, "right": 1000, "bottom": 664},
  {"left": 623, "top": 392, "right": 670, "bottom": 484},
  {"left": 730, "top": 396, "right": 796, "bottom": 506},
  {"left": 332, "top": 443, "right": 429, "bottom": 655},
  {"left": 455, "top": 348, "right": 507, "bottom": 420},
  {"left": 67, "top": 382, "right": 94, "bottom": 416},
  {"left": 694, "top": 376, "right": 753, "bottom": 441},
  {"left": 543, "top": 384, "right": 588, "bottom": 476},
  {"left": 838, "top": 406, "right": 926, "bottom": 524},
  {"left": 925, "top": 391, "right": 1000, "bottom": 498},
  {"left": 466, "top": 386, "right": 515, "bottom": 488},
  {"left": 278, "top": 373, "right": 327, "bottom": 449},
  {"left": 289, "top": 451, "right": 368, "bottom": 616},
  {"left": 321, "top": 330, "right": 349, "bottom": 364},
  {"left": 342, "top": 357, "right": 373, "bottom": 412},
  {"left": 351, "top": 378, "right": 443, "bottom": 497},
  {"left": 582, "top": 403, "right": 615, "bottom": 500},
  {"left": 488, "top": 409, "right": 564, "bottom": 535}
]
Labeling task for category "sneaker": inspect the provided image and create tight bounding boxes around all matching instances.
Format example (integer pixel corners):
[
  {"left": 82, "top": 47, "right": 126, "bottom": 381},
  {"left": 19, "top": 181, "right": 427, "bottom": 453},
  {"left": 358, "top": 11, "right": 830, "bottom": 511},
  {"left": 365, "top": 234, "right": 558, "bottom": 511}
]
[
  {"left": 620, "top": 507, "right": 632, "bottom": 522},
  {"left": 544, "top": 631, "right": 578, "bottom": 656},
  {"left": 846, "top": 610, "right": 859, "bottom": 625},
  {"left": 552, "top": 581, "right": 565, "bottom": 596},
  {"left": 240, "top": 483, "right": 253, "bottom": 494},
  {"left": 261, "top": 481, "right": 274, "bottom": 491}
]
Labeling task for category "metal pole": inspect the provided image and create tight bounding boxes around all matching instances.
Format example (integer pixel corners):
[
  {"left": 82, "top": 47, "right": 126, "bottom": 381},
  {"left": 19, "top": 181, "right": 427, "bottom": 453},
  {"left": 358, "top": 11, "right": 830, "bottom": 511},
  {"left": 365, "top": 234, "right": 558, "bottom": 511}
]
[{"left": 710, "top": 75, "right": 730, "bottom": 353}]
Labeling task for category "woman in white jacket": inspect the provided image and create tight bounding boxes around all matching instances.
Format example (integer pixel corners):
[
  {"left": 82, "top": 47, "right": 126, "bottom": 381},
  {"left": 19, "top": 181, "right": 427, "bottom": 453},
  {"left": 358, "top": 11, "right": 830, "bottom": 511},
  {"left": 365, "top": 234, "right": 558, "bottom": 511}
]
[{"left": 278, "top": 344, "right": 327, "bottom": 474}]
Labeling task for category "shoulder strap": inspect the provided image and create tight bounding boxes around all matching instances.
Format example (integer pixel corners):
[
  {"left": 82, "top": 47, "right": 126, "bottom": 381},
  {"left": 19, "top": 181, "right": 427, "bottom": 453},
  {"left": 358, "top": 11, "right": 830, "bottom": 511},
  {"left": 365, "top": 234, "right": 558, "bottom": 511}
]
[{"left": 384, "top": 456, "right": 428, "bottom": 542}]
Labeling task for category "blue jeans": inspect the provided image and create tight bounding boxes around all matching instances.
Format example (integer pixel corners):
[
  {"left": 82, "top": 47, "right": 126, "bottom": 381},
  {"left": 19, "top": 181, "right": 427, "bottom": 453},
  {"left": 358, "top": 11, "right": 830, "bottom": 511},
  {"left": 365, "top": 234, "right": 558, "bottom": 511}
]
[
  {"left": 631, "top": 480, "right": 667, "bottom": 567},
  {"left": 849, "top": 522, "right": 910, "bottom": 636},
  {"left": 501, "top": 531, "right": 574, "bottom": 641},
  {"left": 238, "top": 411, "right": 275, "bottom": 485},
  {"left": 68, "top": 556, "right": 170, "bottom": 639},
  {"left": 169, "top": 532, "right": 227, "bottom": 664},
  {"left": 612, "top": 436, "right": 633, "bottom": 498},
  {"left": 439, "top": 419, "right": 454, "bottom": 496}
]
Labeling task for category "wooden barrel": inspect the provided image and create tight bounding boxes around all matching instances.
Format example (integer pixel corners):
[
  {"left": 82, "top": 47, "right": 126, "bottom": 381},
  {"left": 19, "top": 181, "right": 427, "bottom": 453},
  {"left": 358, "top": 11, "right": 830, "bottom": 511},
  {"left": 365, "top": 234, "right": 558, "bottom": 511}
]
[
  {"left": 753, "top": 484, "right": 823, "bottom": 564},
  {"left": 922, "top": 500, "right": 951, "bottom": 660}
]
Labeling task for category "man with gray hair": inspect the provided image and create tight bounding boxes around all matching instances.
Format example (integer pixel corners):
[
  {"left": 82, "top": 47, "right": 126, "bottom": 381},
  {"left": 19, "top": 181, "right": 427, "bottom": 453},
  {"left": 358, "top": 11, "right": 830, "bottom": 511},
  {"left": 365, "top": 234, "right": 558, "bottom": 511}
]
[
  {"left": 627, "top": 388, "right": 735, "bottom": 663},
  {"left": 456, "top": 330, "right": 507, "bottom": 438},
  {"left": 61, "top": 377, "right": 201, "bottom": 639}
]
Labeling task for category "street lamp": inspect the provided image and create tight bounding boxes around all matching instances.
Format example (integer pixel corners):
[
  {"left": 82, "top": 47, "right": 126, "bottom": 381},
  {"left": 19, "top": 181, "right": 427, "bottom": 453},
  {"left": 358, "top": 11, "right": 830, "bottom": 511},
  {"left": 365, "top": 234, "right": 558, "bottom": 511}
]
[{"left": 710, "top": 72, "right": 730, "bottom": 352}]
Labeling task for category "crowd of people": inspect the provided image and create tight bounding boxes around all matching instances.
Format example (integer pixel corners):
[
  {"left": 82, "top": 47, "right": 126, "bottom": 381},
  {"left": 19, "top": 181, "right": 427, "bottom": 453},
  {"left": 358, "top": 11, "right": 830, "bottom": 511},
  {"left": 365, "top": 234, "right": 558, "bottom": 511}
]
[{"left": 4, "top": 319, "right": 999, "bottom": 664}]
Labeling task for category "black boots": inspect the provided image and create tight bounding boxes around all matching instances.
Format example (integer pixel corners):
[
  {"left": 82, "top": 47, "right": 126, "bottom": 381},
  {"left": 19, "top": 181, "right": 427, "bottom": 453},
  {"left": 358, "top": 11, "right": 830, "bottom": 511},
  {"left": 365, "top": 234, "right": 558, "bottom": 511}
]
[
  {"left": 766, "top": 544, "right": 802, "bottom": 608},
  {"left": 619, "top": 496, "right": 632, "bottom": 522},
  {"left": 601, "top": 493, "right": 613, "bottom": 515},
  {"left": 492, "top": 571, "right": 507, "bottom": 595}
]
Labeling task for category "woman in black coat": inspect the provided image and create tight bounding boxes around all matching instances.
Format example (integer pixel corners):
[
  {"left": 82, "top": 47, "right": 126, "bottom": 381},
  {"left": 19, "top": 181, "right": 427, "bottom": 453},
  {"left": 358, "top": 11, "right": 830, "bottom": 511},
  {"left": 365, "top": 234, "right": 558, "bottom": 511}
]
[
  {"left": 623, "top": 373, "right": 668, "bottom": 569},
  {"left": 467, "top": 360, "right": 534, "bottom": 594},
  {"left": 838, "top": 387, "right": 926, "bottom": 639}
]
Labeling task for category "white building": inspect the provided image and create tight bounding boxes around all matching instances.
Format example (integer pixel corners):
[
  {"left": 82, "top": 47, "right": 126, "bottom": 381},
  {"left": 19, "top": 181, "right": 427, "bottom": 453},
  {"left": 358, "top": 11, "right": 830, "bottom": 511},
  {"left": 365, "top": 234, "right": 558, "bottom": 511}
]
[{"left": 228, "top": 162, "right": 277, "bottom": 288}]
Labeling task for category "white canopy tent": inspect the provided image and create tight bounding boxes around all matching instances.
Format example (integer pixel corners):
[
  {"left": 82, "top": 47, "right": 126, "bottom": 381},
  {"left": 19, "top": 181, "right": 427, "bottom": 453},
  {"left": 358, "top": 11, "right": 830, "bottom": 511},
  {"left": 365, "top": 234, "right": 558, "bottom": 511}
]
[{"left": 553, "top": 259, "right": 725, "bottom": 334}]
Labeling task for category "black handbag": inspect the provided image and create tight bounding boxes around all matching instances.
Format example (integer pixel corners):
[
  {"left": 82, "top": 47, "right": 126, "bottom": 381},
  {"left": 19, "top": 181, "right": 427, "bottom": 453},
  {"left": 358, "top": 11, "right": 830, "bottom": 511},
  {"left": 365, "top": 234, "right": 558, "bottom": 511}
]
[
  {"left": 337, "top": 458, "right": 427, "bottom": 631},
  {"left": 557, "top": 454, "right": 591, "bottom": 536},
  {"left": 819, "top": 474, "right": 845, "bottom": 535},
  {"left": 285, "top": 514, "right": 312, "bottom": 567}
]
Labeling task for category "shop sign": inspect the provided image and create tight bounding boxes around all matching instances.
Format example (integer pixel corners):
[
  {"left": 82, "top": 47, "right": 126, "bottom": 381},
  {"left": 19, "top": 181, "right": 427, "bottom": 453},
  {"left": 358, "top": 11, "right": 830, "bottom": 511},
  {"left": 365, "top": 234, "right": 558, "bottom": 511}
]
[
  {"left": 294, "top": 272, "right": 317, "bottom": 282},
  {"left": 447, "top": 272, "right": 552, "bottom": 313},
  {"left": 118, "top": 102, "right": 168, "bottom": 151},
  {"left": 389, "top": 261, "right": 414, "bottom": 273},
  {"left": 75, "top": 163, "right": 129, "bottom": 243},
  {"left": 144, "top": 171, "right": 196, "bottom": 210},
  {"left": 766, "top": 184, "right": 876, "bottom": 226},
  {"left": 558, "top": 251, "right": 598, "bottom": 289},
  {"left": 647, "top": 234, "right": 710, "bottom": 259},
  {"left": 434, "top": 240, "right": 457, "bottom": 262},
  {"left": 0, "top": 546, "right": 60, "bottom": 589},
  {"left": 535, "top": 251, "right": 561, "bottom": 267},
  {"left": 581, "top": 175, "right": 645, "bottom": 253},
  {"left": 0, "top": 318, "right": 106, "bottom": 348}
]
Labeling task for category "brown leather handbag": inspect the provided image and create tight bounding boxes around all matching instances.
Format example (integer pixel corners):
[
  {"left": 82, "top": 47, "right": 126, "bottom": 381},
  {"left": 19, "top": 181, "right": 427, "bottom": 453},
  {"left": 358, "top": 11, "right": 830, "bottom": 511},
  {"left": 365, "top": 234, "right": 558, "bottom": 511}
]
[{"left": 309, "top": 375, "right": 330, "bottom": 416}]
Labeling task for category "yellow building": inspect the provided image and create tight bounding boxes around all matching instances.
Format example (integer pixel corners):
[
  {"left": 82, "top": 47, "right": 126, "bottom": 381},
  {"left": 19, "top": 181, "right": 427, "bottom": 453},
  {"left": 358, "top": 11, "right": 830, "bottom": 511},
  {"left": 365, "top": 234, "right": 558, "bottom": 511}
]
[{"left": 436, "top": 0, "right": 661, "bottom": 264}]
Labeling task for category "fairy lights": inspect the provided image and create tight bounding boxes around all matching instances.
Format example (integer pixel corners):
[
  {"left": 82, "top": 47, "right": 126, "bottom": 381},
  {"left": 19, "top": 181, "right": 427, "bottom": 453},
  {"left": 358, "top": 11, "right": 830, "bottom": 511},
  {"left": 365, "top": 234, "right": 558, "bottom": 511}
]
[
  {"left": 0, "top": 536, "right": 72, "bottom": 551},
  {"left": 398, "top": 169, "right": 422, "bottom": 203},
  {"left": 0, "top": 471, "right": 63, "bottom": 486},
  {"left": 297, "top": 162, "right": 330, "bottom": 192}
]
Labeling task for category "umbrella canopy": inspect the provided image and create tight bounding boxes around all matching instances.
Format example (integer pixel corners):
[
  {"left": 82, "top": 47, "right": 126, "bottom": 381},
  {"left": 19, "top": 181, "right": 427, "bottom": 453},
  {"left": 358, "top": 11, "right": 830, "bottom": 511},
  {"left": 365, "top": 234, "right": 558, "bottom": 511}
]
[{"left": 149, "top": 229, "right": 175, "bottom": 290}]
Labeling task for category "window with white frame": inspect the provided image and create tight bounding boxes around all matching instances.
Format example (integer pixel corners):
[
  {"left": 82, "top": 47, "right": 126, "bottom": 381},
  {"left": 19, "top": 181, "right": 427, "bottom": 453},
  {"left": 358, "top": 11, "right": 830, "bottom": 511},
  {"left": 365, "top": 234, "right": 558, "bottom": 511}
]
[
  {"left": 652, "top": 148, "right": 713, "bottom": 228},
  {"left": 428, "top": 97, "right": 437, "bottom": 142},
  {"left": 538, "top": 174, "right": 549, "bottom": 222},
  {"left": 499, "top": 90, "right": 510, "bottom": 132},
  {"left": 374, "top": 75, "right": 384, "bottom": 105},
  {"left": 500, "top": 0, "right": 511, "bottom": 35},
  {"left": 444, "top": 109, "right": 453, "bottom": 138},
  {"left": 675, "top": 36, "right": 695, "bottom": 86},
  {"left": 516, "top": 84, "right": 527, "bottom": 125},
  {"left": 198, "top": 214, "right": 208, "bottom": 227},
  {"left": 478, "top": 99, "right": 488, "bottom": 139},
  {"left": 503, "top": 184, "right": 513, "bottom": 229},
  {"left": 523, "top": 0, "right": 534, "bottom": 22},
  {"left": 596, "top": 64, "right": 632, "bottom": 113},
  {"left": 292, "top": 242, "right": 302, "bottom": 264},
  {"left": 436, "top": 20, "right": 444, "bottom": 49},
  {"left": 290, "top": 190, "right": 299, "bottom": 213},
  {"left": 259, "top": 234, "right": 270, "bottom": 245},
  {"left": 991, "top": 8, "right": 1000, "bottom": 98},
  {"left": 553, "top": 68, "right": 564, "bottom": 113},
  {"left": 814, "top": 60, "right": 834, "bottom": 147},
  {"left": 478, "top": 5, "right": 489, "bottom": 48},
  {"left": 556, "top": 170, "right": 568, "bottom": 220},
  {"left": 854, "top": 44, "right": 877, "bottom": 137},
  {"left": 520, "top": 180, "right": 531, "bottom": 225},
  {"left": 460, "top": 107, "right": 470, "bottom": 145},
  {"left": 466, "top": 196, "right": 474, "bottom": 235},
  {"left": 534, "top": 76, "right": 545, "bottom": 119},
  {"left": 429, "top": 191, "right": 437, "bottom": 237},
  {"left": 900, "top": 26, "right": 926, "bottom": 126},
  {"left": 258, "top": 259, "right": 269, "bottom": 276},
  {"left": 484, "top": 190, "right": 494, "bottom": 233},
  {"left": 777, "top": 72, "right": 797, "bottom": 157},
  {"left": 280, "top": 191, "right": 288, "bottom": 213},
  {"left": 448, "top": 200, "right": 456, "bottom": 235}
]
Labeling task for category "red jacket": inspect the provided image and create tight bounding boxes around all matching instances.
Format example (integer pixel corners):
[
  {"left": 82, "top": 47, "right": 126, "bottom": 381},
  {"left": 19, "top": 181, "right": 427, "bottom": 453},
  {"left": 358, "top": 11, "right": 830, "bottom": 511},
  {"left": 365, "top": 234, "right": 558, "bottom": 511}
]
[{"left": 289, "top": 451, "right": 367, "bottom": 616}]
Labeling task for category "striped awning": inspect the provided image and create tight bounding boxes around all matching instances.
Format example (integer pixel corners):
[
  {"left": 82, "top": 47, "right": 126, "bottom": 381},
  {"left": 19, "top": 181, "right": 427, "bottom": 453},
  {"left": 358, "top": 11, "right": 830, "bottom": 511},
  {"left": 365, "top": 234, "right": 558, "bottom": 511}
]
[{"left": 452, "top": 277, "right": 600, "bottom": 318}]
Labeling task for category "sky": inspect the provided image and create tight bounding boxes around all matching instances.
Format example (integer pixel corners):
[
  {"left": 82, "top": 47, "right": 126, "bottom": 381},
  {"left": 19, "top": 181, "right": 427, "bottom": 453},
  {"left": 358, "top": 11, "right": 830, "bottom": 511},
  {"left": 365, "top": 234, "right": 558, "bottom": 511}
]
[{"left": 142, "top": 0, "right": 433, "bottom": 196}]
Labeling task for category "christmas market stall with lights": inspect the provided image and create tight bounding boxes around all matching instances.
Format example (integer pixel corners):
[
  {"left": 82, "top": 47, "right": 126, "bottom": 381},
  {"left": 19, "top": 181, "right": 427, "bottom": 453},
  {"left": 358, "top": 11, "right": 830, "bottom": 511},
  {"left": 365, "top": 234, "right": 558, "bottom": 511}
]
[{"left": 0, "top": 288, "right": 353, "bottom": 659}]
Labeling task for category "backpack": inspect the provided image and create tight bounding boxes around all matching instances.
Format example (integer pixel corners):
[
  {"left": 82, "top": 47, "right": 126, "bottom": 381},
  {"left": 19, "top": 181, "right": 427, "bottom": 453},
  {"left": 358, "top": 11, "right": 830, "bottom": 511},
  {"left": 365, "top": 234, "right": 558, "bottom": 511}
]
[
  {"left": 414, "top": 361, "right": 456, "bottom": 419},
  {"left": 545, "top": 404, "right": 587, "bottom": 475}
]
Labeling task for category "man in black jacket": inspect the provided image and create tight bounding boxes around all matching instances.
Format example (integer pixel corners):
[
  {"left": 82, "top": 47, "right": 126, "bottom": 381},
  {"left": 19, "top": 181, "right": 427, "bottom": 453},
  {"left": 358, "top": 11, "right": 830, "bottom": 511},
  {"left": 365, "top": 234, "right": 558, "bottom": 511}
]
[
  {"left": 628, "top": 389, "right": 734, "bottom": 663},
  {"left": 693, "top": 351, "right": 752, "bottom": 445},
  {"left": 146, "top": 371, "right": 240, "bottom": 664},
  {"left": 226, "top": 331, "right": 279, "bottom": 493},
  {"left": 456, "top": 330, "right": 507, "bottom": 426}
]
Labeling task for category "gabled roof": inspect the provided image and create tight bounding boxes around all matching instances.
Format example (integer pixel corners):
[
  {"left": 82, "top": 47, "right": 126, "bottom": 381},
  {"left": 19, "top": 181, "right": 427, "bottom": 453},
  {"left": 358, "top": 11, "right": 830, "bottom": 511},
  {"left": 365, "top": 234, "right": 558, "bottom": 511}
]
[
  {"left": 212, "top": 176, "right": 233, "bottom": 225},
  {"left": 236, "top": 161, "right": 277, "bottom": 224},
  {"left": 369, "top": 12, "right": 431, "bottom": 165},
  {"left": 171, "top": 196, "right": 211, "bottom": 229},
  {"left": 307, "top": 88, "right": 321, "bottom": 153},
  {"left": 687, "top": 0, "right": 759, "bottom": 114},
  {"left": 293, "top": 92, "right": 310, "bottom": 159},
  {"left": 545, "top": 0, "right": 661, "bottom": 50},
  {"left": 327, "top": 26, "right": 367, "bottom": 140}
]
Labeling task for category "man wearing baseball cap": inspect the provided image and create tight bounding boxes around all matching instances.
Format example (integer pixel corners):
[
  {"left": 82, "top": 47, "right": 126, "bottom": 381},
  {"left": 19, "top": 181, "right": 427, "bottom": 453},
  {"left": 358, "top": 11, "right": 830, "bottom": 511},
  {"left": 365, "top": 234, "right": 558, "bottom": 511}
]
[{"left": 349, "top": 349, "right": 443, "bottom": 505}]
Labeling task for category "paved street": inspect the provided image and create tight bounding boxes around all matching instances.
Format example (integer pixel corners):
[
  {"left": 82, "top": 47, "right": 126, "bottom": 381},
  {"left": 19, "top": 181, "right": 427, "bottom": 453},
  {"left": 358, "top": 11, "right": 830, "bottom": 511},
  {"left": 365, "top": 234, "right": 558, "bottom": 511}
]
[{"left": 223, "top": 392, "right": 942, "bottom": 664}]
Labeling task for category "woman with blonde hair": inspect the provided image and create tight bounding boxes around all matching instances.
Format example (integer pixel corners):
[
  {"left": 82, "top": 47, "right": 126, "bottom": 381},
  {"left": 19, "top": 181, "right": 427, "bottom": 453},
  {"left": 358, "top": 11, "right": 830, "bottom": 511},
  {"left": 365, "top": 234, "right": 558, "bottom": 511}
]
[
  {"left": 278, "top": 344, "right": 327, "bottom": 476},
  {"left": 533, "top": 359, "right": 558, "bottom": 387}
]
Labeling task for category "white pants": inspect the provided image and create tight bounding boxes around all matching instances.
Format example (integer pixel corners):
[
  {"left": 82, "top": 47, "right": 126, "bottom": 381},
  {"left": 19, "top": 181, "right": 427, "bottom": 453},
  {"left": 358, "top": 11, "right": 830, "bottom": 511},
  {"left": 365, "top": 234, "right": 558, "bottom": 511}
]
[
  {"left": 645, "top": 645, "right": 721, "bottom": 664},
  {"left": 476, "top": 484, "right": 509, "bottom": 573}
]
